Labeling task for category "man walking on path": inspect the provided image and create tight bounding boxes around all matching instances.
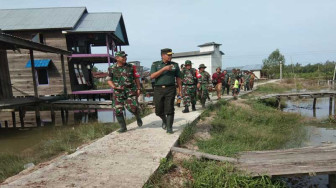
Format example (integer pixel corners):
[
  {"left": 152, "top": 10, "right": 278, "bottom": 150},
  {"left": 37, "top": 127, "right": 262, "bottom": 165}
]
[
  {"left": 212, "top": 67, "right": 224, "bottom": 100},
  {"left": 150, "top": 48, "right": 182, "bottom": 134},
  {"left": 197, "top": 64, "right": 211, "bottom": 108},
  {"left": 221, "top": 70, "right": 230, "bottom": 95},
  {"left": 181, "top": 60, "right": 200, "bottom": 113},
  {"left": 107, "top": 51, "right": 143, "bottom": 133}
]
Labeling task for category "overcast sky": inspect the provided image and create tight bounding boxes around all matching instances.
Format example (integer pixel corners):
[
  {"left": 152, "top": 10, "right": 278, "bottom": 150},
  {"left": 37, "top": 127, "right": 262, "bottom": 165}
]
[{"left": 2, "top": 0, "right": 336, "bottom": 70}]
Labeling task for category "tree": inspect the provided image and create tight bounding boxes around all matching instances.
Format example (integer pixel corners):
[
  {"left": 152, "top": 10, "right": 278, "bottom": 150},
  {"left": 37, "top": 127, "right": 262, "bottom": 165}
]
[
  {"left": 92, "top": 66, "right": 98, "bottom": 72},
  {"left": 262, "top": 49, "right": 286, "bottom": 79}
]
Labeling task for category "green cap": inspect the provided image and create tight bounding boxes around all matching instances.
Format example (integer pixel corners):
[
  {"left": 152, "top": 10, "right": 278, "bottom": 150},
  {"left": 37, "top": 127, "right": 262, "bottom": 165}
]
[
  {"left": 199, "top": 64, "right": 207, "bottom": 69},
  {"left": 115, "top": 51, "right": 127, "bottom": 57},
  {"left": 161, "top": 48, "right": 173, "bottom": 55},
  {"left": 185, "top": 60, "right": 192, "bottom": 65}
]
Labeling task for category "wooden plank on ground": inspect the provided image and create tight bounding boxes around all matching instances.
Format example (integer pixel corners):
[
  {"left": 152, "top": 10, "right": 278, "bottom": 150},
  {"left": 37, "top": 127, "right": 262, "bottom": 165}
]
[{"left": 237, "top": 144, "right": 336, "bottom": 177}]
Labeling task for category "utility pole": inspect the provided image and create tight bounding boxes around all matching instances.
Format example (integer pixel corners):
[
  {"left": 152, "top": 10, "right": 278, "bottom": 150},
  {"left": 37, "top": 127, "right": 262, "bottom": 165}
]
[{"left": 280, "top": 61, "right": 283, "bottom": 80}]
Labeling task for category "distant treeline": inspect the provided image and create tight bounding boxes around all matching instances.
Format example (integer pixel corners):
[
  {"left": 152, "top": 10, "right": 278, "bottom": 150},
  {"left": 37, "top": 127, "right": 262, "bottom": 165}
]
[{"left": 283, "top": 61, "right": 336, "bottom": 79}]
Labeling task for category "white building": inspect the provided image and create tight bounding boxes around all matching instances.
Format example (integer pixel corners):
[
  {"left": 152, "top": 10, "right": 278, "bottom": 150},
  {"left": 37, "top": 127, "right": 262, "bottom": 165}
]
[{"left": 172, "top": 42, "right": 224, "bottom": 75}]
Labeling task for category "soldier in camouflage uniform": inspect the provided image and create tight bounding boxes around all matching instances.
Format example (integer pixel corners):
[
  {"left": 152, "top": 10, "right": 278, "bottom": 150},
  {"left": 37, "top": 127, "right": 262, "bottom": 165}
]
[
  {"left": 197, "top": 64, "right": 211, "bottom": 108},
  {"left": 107, "top": 51, "right": 143, "bottom": 133},
  {"left": 181, "top": 60, "right": 199, "bottom": 113}
]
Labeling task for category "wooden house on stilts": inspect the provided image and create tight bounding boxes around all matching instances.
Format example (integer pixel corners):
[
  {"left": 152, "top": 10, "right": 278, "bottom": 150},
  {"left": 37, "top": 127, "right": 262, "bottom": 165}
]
[{"left": 0, "top": 7, "right": 129, "bottom": 98}]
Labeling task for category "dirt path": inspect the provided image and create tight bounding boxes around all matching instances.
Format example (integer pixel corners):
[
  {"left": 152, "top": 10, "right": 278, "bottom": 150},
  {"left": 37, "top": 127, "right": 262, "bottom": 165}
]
[{"left": 1, "top": 80, "right": 277, "bottom": 187}]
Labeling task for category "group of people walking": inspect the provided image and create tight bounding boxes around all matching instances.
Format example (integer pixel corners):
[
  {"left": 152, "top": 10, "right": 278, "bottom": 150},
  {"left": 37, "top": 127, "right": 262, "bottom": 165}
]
[
  {"left": 107, "top": 48, "right": 255, "bottom": 134},
  {"left": 212, "top": 68, "right": 256, "bottom": 98}
]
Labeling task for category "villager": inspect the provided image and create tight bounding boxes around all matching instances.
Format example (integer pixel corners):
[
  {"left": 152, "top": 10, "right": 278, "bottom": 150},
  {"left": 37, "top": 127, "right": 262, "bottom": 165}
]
[
  {"left": 244, "top": 71, "right": 251, "bottom": 91},
  {"left": 107, "top": 51, "right": 143, "bottom": 133},
  {"left": 233, "top": 76, "right": 240, "bottom": 97},
  {"left": 230, "top": 69, "right": 237, "bottom": 95},
  {"left": 197, "top": 64, "right": 211, "bottom": 108},
  {"left": 181, "top": 60, "right": 200, "bottom": 113},
  {"left": 150, "top": 48, "right": 182, "bottom": 134},
  {"left": 212, "top": 67, "right": 224, "bottom": 100},
  {"left": 221, "top": 70, "right": 230, "bottom": 95},
  {"left": 249, "top": 72, "right": 255, "bottom": 90}
]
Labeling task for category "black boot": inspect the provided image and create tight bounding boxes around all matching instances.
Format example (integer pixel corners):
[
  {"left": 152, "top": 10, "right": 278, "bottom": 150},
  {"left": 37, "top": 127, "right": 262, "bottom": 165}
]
[
  {"left": 192, "top": 103, "right": 196, "bottom": 111},
  {"left": 166, "top": 114, "right": 174, "bottom": 134},
  {"left": 135, "top": 114, "right": 143, "bottom": 127},
  {"left": 177, "top": 103, "right": 181, "bottom": 107},
  {"left": 201, "top": 99, "right": 206, "bottom": 108},
  {"left": 182, "top": 106, "right": 189, "bottom": 113},
  {"left": 159, "top": 115, "right": 167, "bottom": 130},
  {"left": 116, "top": 115, "right": 127, "bottom": 133}
]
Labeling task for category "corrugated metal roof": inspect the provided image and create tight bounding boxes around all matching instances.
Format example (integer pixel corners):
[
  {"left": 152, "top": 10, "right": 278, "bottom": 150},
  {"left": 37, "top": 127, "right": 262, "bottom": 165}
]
[
  {"left": 25, "top": 59, "right": 51, "bottom": 68},
  {"left": 70, "top": 13, "right": 121, "bottom": 33},
  {"left": 0, "top": 7, "right": 86, "bottom": 31}
]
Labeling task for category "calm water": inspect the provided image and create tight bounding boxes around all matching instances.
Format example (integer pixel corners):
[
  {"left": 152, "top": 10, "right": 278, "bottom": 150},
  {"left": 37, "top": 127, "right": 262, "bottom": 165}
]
[{"left": 281, "top": 97, "right": 336, "bottom": 188}]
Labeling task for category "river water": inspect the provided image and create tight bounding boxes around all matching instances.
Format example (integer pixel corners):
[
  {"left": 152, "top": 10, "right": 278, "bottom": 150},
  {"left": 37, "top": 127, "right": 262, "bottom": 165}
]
[
  {"left": 281, "top": 97, "right": 336, "bottom": 188},
  {"left": 0, "top": 96, "right": 154, "bottom": 155}
]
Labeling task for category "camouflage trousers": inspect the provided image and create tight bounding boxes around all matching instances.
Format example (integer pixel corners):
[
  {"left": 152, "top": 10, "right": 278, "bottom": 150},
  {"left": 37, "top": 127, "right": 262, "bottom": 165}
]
[
  {"left": 182, "top": 85, "right": 197, "bottom": 107},
  {"left": 112, "top": 87, "right": 139, "bottom": 116},
  {"left": 198, "top": 84, "right": 209, "bottom": 102}
]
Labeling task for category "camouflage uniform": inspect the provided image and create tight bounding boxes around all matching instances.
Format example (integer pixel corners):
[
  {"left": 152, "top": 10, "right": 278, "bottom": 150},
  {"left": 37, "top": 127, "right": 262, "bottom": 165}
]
[
  {"left": 181, "top": 67, "right": 197, "bottom": 107},
  {"left": 198, "top": 67, "right": 211, "bottom": 107},
  {"left": 109, "top": 63, "right": 140, "bottom": 116}
]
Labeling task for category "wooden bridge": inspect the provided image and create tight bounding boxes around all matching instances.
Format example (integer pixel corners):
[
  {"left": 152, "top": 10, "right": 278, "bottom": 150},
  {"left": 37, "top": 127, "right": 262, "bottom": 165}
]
[{"left": 259, "top": 91, "right": 336, "bottom": 112}]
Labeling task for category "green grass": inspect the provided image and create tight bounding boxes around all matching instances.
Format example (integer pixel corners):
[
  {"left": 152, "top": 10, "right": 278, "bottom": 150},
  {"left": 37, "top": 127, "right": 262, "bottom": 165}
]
[
  {"left": 0, "top": 108, "right": 152, "bottom": 183},
  {"left": 182, "top": 158, "right": 286, "bottom": 188},
  {"left": 197, "top": 100, "right": 306, "bottom": 157},
  {"left": 144, "top": 157, "right": 286, "bottom": 188}
]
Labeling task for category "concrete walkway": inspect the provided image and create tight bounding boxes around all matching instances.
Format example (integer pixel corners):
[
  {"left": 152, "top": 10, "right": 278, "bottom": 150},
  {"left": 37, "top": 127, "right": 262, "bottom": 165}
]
[{"left": 1, "top": 80, "right": 276, "bottom": 188}]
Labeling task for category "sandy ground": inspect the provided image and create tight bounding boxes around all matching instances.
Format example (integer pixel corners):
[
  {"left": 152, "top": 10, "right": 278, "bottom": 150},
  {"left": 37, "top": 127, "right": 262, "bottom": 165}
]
[{"left": 1, "top": 80, "right": 277, "bottom": 188}]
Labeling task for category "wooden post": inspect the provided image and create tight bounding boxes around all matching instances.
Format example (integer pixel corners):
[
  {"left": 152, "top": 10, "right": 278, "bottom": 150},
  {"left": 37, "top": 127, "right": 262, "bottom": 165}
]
[
  {"left": 60, "top": 55, "right": 68, "bottom": 96},
  {"left": 12, "top": 111, "right": 16, "bottom": 128},
  {"left": 29, "top": 50, "right": 38, "bottom": 97},
  {"left": 19, "top": 107, "right": 24, "bottom": 128},
  {"left": 61, "top": 108, "right": 65, "bottom": 125},
  {"left": 313, "top": 98, "right": 317, "bottom": 109},
  {"left": 277, "top": 97, "right": 281, "bottom": 109},
  {"left": 106, "top": 34, "right": 111, "bottom": 68},
  {"left": 330, "top": 174, "right": 336, "bottom": 188},
  {"left": 51, "top": 106, "right": 55, "bottom": 126},
  {"left": 329, "top": 96, "right": 333, "bottom": 116},
  {"left": 65, "top": 110, "right": 69, "bottom": 125},
  {"left": 5, "top": 120, "right": 8, "bottom": 128},
  {"left": 29, "top": 50, "right": 41, "bottom": 127}
]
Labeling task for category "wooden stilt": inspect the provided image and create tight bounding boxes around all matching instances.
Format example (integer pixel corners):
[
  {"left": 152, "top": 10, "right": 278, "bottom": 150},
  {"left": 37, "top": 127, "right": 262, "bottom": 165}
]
[
  {"left": 65, "top": 110, "right": 69, "bottom": 125},
  {"left": 277, "top": 97, "right": 281, "bottom": 109},
  {"left": 35, "top": 107, "right": 41, "bottom": 127},
  {"left": 61, "top": 108, "right": 65, "bottom": 125},
  {"left": 313, "top": 98, "right": 317, "bottom": 109},
  {"left": 51, "top": 106, "right": 55, "bottom": 126},
  {"left": 19, "top": 107, "right": 24, "bottom": 128},
  {"left": 5, "top": 120, "right": 8, "bottom": 128},
  {"left": 329, "top": 174, "right": 336, "bottom": 188},
  {"left": 12, "top": 111, "right": 16, "bottom": 128},
  {"left": 329, "top": 96, "right": 333, "bottom": 116}
]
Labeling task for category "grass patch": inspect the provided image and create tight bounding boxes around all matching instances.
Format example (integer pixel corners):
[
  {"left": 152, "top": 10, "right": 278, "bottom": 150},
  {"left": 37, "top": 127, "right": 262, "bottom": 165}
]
[
  {"left": 197, "top": 100, "right": 306, "bottom": 157},
  {"left": 145, "top": 157, "right": 286, "bottom": 188},
  {"left": 182, "top": 158, "right": 286, "bottom": 188},
  {"left": 0, "top": 108, "right": 152, "bottom": 183},
  {"left": 144, "top": 157, "right": 177, "bottom": 188}
]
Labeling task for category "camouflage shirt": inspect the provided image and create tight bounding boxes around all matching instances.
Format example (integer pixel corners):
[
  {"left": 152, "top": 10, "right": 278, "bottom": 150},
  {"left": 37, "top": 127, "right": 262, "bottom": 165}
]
[
  {"left": 198, "top": 71, "right": 211, "bottom": 84},
  {"left": 181, "top": 68, "right": 197, "bottom": 85},
  {"left": 109, "top": 63, "right": 140, "bottom": 88}
]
